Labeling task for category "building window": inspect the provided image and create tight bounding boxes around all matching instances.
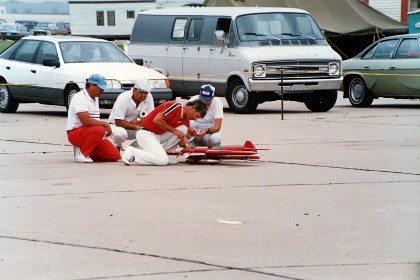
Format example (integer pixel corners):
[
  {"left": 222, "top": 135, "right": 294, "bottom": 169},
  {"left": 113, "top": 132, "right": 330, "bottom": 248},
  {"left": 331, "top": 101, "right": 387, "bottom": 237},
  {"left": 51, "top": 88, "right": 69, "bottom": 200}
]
[
  {"left": 127, "top": 10, "right": 135, "bottom": 19},
  {"left": 107, "top": 11, "right": 115, "bottom": 26},
  {"left": 96, "top": 11, "right": 104, "bottom": 26}
]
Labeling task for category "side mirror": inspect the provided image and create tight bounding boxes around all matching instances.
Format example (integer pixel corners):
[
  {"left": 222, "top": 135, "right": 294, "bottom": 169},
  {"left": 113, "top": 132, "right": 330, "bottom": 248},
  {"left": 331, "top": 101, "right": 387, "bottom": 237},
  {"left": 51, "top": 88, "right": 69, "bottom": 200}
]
[
  {"left": 215, "top": 30, "right": 225, "bottom": 46},
  {"left": 43, "top": 58, "right": 60, "bottom": 68},
  {"left": 133, "top": 58, "right": 144, "bottom": 66}
]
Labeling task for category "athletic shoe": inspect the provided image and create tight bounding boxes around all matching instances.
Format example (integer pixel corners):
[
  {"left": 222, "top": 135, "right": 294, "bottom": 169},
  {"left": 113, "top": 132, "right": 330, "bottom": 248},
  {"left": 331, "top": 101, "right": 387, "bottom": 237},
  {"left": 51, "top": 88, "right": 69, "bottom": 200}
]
[
  {"left": 122, "top": 146, "right": 136, "bottom": 166},
  {"left": 168, "top": 159, "right": 178, "bottom": 165},
  {"left": 75, "top": 151, "right": 93, "bottom": 163}
]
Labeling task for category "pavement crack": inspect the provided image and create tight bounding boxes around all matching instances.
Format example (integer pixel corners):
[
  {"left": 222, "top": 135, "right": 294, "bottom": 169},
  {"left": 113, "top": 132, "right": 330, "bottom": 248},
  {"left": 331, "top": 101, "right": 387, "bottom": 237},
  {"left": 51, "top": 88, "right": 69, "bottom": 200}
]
[
  {"left": 265, "top": 160, "right": 420, "bottom": 176},
  {"left": 1, "top": 180, "right": 418, "bottom": 199},
  {"left": 0, "top": 235, "right": 303, "bottom": 280},
  {"left": 0, "top": 139, "right": 68, "bottom": 146}
]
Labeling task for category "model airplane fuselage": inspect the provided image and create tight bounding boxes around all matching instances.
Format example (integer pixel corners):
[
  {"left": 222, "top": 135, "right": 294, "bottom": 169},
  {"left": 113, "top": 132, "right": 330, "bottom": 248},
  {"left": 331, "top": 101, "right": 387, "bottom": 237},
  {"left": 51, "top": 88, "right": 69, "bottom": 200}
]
[{"left": 167, "top": 141, "right": 266, "bottom": 164}]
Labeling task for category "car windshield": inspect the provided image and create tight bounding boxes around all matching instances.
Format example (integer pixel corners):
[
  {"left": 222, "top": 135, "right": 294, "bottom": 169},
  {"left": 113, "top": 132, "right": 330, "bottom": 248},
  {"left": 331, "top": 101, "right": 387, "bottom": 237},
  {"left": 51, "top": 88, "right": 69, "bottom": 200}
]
[
  {"left": 59, "top": 41, "right": 132, "bottom": 63},
  {"left": 0, "top": 24, "right": 19, "bottom": 31},
  {"left": 236, "top": 12, "right": 324, "bottom": 42},
  {"left": 34, "top": 22, "right": 53, "bottom": 30}
]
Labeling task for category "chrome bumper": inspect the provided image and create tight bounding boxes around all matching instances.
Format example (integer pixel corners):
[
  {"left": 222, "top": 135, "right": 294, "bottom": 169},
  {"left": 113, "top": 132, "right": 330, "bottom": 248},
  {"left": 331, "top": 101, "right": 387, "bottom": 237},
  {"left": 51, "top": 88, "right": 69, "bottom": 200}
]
[{"left": 248, "top": 77, "right": 343, "bottom": 93}]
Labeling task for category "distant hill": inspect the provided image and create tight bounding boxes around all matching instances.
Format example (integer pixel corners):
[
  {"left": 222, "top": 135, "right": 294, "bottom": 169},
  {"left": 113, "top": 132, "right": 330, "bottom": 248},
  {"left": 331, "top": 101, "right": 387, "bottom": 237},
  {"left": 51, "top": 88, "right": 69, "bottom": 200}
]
[{"left": 1, "top": 1, "right": 69, "bottom": 15}]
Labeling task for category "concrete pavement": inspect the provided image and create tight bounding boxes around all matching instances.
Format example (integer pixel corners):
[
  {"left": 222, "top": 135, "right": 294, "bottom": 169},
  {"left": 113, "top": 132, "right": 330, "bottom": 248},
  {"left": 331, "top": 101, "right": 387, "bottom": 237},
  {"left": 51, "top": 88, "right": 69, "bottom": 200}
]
[{"left": 0, "top": 96, "right": 419, "bottom": 279}]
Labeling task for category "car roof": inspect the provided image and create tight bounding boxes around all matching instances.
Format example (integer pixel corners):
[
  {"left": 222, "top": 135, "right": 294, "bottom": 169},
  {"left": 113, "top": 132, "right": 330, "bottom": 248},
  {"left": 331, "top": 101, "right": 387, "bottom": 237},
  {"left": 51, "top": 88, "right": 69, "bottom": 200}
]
[
  {"left": 16, "top": 20, "right": 38, "bottom": 23},
  {"left": 379, "top": 33, "right": 420, "bottom": 41},
  {"left": 140, "top": 7, "right": 309, "bottom": 17},
  {"left": 21, "top": 35, "right": 109, "bottom": 43}
]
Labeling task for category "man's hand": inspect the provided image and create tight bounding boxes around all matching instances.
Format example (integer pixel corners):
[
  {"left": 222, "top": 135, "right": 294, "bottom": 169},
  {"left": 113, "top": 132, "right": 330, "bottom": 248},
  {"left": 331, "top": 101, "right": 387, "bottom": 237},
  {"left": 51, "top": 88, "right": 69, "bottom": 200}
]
[
  {"left": 104, "top": 123, "right": 112, "bottom": 136},
  {"left": 173, "top": 129, "right": 185, "bottom": 140}
]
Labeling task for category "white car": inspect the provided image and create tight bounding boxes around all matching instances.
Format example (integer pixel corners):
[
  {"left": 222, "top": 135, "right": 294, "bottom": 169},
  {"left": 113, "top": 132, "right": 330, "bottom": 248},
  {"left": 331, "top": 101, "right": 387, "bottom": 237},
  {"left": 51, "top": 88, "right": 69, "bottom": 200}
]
[{"left": 0, "top": 36, "right": 172, "bottom": 113}]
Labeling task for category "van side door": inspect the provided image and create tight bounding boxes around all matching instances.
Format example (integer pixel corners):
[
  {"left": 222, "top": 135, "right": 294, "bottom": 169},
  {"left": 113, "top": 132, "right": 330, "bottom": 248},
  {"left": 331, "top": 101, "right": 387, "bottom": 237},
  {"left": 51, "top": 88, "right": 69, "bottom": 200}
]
[
  {"left": 167, "top": 18, "right": 187, "bottom": 91},
  {"left": 182, "top": 17, "right": 208, "bottom": 91},
  {"left": 208, "top": 17, "right": 234, "bottom": 92}
]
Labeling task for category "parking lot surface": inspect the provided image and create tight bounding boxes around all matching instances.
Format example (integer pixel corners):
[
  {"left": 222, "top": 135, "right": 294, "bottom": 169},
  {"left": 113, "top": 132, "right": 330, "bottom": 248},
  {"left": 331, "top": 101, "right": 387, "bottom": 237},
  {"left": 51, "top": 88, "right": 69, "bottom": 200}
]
[{"left": 1, "top": 96, "right": 419, "bottom": 280}]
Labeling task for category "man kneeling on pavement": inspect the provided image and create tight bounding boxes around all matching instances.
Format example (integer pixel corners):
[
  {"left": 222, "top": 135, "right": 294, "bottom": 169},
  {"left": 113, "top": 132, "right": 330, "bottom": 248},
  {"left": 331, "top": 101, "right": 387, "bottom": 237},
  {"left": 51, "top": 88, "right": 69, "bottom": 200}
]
[
  {"left": 188, "top": 84, "right": 223, "bottom": 147},
  {"left": 108, "top": 80, "right": 154, "bottom": 150},
  {"left": 122, "top": 99, "right": 207, "bottom": 166}
]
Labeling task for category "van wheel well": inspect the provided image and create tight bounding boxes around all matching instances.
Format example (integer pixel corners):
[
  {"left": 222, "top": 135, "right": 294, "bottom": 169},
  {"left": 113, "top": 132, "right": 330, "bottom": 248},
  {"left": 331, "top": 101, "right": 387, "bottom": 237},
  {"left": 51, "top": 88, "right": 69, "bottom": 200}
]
[{"left": 226, "top": 78, "right": 258, "bottom": 114}]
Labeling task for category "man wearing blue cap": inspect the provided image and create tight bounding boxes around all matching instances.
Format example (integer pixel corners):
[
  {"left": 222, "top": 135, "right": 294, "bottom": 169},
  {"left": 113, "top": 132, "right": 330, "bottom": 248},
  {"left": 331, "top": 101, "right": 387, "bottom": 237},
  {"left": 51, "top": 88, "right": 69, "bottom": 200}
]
[
  {"left": 66, "top": 74, "right": 120, "bottom": 163},
  {"left": 188, "top": 84, "right": 223, "bottom": 147}
]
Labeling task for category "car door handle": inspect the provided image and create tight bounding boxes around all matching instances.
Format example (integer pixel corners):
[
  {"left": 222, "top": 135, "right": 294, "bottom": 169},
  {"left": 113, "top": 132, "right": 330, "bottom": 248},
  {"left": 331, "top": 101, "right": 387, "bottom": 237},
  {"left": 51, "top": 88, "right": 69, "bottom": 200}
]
[
  {"left": 6, "top": 66, "right": 10, "bottom": 70},
  {"left": 388, "top": 66, "right": 396, "bottom": 70},
  {"left": 363, "top": 66, "right": 370, "bottom": 69},
  {"left": 31, "top": 70, "right": 36, "bottom": 73}
]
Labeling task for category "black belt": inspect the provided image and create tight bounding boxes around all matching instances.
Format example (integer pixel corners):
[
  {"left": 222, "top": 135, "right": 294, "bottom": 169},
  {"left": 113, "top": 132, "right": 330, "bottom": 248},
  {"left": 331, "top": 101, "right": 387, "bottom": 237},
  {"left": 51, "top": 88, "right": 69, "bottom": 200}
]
[{"left": 140, "top": 127, "right": 149, "bottom": 131}]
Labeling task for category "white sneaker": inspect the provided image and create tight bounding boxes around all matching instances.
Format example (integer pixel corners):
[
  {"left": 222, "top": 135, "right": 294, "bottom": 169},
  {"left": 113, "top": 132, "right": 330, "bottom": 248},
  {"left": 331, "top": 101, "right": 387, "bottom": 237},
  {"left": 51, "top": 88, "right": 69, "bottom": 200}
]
[
  {"left": 122, "top": 146, "right": 136, "bottom": 166},
  {"left": 168, "top": 159, "right": 178, "bottom": 165},
  {"left": 75, "top": 150, "right": 93, "bottom": 163}
]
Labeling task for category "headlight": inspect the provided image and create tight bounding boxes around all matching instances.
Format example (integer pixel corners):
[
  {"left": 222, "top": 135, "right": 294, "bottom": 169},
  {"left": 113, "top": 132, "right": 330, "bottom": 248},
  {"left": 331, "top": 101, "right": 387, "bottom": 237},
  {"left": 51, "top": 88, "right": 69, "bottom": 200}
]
[
  {"left": 329, "top": 62, "right": 340, "bottom": 76},
  {"left": 106, "top": 79, "right": 122, "bottom": 89},
  {"left": 253, "top": 64, "right": 266, "bottom": 78},
  {"left": 148, "top": 79, "right": 168, "bottom": 89}
]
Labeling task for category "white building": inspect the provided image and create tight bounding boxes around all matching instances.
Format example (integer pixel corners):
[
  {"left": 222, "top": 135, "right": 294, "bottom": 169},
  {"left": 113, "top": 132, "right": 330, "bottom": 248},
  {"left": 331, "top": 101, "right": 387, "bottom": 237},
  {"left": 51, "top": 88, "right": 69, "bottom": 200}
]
[
  {"left": 368, "top": 0, "right": 403, "bottom": 21},
  {"left": 68, "top": 0, "right": 204, "bottom": 40}
]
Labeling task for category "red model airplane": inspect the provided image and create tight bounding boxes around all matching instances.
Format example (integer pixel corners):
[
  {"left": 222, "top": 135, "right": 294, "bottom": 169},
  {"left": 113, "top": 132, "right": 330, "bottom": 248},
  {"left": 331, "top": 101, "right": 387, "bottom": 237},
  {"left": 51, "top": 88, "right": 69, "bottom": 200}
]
[{"left": 167, "top": 140, "right": 267, "bottom": 164}]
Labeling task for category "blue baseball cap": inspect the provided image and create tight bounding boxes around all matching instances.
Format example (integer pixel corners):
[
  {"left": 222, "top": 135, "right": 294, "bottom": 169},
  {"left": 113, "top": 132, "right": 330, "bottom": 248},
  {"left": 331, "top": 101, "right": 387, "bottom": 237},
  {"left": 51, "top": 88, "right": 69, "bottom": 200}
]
[
  {"left": 87, "top": 74, "right": 108, "bottom": 91},
  {"left": 199, "top": 84, "right": 215, "bottom": 101}
]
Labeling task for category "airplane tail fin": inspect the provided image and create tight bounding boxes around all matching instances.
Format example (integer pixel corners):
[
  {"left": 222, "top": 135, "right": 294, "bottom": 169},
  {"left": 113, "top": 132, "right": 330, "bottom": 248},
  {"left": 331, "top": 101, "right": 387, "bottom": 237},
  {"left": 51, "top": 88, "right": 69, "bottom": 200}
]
[{"left": 244, "top": 140, "right": 256, "bottom": 149}]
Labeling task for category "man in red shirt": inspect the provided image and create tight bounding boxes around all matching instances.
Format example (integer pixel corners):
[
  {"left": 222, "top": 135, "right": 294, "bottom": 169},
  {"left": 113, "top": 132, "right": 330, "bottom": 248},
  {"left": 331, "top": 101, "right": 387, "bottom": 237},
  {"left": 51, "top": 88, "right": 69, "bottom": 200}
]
[{"left": 122, "top": 99, "right": 207, "bottom": 165}]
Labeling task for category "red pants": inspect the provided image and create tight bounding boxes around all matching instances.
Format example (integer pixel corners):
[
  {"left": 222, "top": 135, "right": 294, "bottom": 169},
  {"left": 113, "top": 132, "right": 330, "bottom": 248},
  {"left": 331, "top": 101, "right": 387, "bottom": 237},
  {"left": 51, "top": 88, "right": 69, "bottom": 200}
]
[{"left": 68, "top": 126, "right": 120, "bottom": 162}]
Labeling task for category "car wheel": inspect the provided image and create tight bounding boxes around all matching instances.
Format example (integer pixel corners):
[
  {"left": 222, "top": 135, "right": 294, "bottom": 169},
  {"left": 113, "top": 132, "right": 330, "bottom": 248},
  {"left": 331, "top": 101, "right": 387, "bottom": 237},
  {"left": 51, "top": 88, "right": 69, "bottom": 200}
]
[
  {"left": 348, "top": 77, "right": 373, "bottom": 107},
  {"left": 304, "top": 90, "right": 337, "bottom": 112},
  {"left": 65, "top": 84, "right": 80, "bottom": 111},
  {"left": 226, "top": 79, "right": 258, "bottom": 114},
  {"left": 0, "top": 82, "right": 19, "bottom": 113}
]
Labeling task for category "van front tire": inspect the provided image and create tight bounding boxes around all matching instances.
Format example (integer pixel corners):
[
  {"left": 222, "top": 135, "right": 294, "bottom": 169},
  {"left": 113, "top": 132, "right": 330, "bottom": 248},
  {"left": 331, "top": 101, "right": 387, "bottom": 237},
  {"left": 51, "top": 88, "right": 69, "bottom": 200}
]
[
  {"left": 226, "top": 79, "right": 258, "bottom": 114},
  {"left": 304, "top": 90, "right": 337, "bottom": 112}
]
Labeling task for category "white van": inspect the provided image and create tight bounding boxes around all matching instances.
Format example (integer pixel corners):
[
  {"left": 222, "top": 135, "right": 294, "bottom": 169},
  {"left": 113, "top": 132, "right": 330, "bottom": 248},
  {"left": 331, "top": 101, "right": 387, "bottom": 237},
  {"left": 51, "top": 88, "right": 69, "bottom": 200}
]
[{"left": 128, "top": 7, "right": 342, "bottom": 113}]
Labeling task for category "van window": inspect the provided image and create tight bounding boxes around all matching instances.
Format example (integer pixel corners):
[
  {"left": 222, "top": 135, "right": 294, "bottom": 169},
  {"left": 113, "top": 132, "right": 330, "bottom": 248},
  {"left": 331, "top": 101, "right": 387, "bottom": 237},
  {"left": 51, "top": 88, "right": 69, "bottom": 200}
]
[
  {"left": 172, "top": 18, "right": 187, "bottom": 40},
  {"left": 187, "top": 18, "right": 203, "bottom": 41},
  {"left": 236, "top": 12, "right": 324, "bottom": 42},
  {"left": 216, "top": 18, "right": 233, "bottom": 42}
]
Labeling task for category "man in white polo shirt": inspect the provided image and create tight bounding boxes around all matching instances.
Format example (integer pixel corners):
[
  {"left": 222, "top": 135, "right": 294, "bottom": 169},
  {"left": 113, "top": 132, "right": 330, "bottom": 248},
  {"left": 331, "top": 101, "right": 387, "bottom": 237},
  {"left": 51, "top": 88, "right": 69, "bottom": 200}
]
[
  {"left": 188, "top": 84, "right": 223, "bottom": 147},
  {"left": 108, "top": 80, "right": 154, "bottom": 150}
]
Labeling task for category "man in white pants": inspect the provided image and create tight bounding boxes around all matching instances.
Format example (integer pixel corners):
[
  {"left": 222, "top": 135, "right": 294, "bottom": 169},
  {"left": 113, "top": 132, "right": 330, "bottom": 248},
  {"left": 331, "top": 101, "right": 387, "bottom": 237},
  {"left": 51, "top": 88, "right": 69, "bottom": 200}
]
[
  {"left": 108, "top": 80, "right": 154, "bottom": 150},
  {"left": 188, "top": 84, "right": 223, "bottom": 147},
  {"left": 122, "top": 99, "right": 207, "bottom": 166}
]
